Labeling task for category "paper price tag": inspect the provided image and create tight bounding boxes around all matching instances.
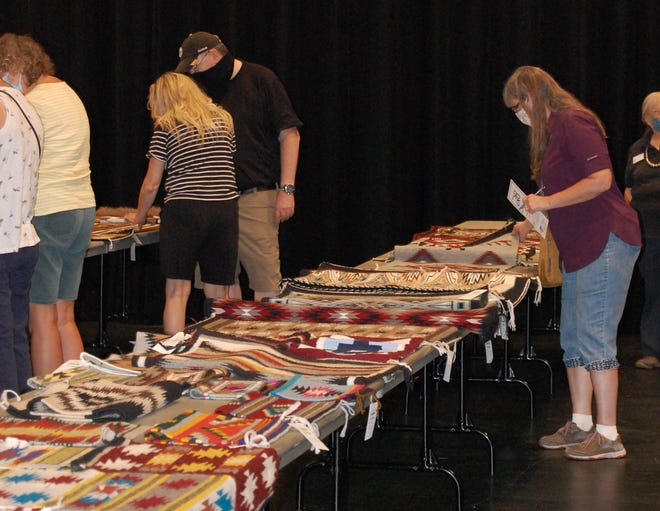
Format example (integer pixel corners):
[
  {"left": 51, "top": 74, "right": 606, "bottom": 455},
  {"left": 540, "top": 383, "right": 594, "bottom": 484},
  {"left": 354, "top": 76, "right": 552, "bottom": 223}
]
[
  {"left": 443, "top": 347, "right": 455, "bottom": 383},
  {"left": 484, "top": 339, "right": 494, "bottom": 364},
  {"left": 364, "top": 400, "right": 379, "bottom": 441},
  {"left": 507, "top": 179, "right": 549, "bottom": 238}
]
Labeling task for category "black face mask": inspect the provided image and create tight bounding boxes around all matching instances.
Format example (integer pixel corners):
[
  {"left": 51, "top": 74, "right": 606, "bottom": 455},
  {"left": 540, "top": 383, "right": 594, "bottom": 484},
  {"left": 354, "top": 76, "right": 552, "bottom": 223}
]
[{"left": 192, "top": 52, "right": 235, "bottom": 102}]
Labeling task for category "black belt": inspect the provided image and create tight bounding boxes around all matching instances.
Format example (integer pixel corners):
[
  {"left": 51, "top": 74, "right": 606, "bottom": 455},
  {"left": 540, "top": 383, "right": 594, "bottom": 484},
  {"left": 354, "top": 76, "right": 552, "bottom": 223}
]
[{"left": 239, "top": 184, "right": 278, "bottom": 196}]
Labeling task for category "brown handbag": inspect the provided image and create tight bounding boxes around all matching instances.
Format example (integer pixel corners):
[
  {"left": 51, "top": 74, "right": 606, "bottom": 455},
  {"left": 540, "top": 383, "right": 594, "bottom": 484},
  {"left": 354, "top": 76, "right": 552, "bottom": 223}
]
[{"left": 538, "top": 228, "right": 562, "bottom": 288}]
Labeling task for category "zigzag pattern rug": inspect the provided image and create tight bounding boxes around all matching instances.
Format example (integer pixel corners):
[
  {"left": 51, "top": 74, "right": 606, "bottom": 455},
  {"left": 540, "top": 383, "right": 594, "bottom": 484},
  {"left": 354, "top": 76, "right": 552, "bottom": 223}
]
[
  {"left": 0, "top": 439, "right": 276, "bottom": 511},
  {"left": 280, "top": 265, "right": 503, "bottom": 295},
  {"left": 0, "top": 465, "right": 238, "bottom": 510},
  {"left": 207, "top": 299, "right": 498, "bottom": 335},
  {"left": 190, "top": 316, "right": 456, "bottom": 342}
]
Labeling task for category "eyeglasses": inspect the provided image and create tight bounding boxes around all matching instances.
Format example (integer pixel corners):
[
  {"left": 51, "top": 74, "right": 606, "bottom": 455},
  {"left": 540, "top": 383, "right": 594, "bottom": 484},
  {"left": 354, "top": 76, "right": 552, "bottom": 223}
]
[{"left": 190, "top": 51, "right": 209, "bottom": 74}]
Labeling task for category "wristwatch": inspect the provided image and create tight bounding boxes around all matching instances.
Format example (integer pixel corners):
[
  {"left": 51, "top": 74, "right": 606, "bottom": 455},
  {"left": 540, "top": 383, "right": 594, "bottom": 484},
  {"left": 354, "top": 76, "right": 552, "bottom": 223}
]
[{"left": 280, "top": 183, "right": 296, "bottom": 195}]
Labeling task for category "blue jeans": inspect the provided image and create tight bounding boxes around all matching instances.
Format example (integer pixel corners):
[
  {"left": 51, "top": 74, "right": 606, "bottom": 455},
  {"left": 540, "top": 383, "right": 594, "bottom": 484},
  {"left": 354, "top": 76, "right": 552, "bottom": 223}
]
[
  {"left": 639, "top": 237, "right": 660, "bottom": 358},
  {"left": 560, "top": 233, "right": 640, "bottom": 371},
  {"left": 0, "top": 244, "right": 39, "bottom": 393}
]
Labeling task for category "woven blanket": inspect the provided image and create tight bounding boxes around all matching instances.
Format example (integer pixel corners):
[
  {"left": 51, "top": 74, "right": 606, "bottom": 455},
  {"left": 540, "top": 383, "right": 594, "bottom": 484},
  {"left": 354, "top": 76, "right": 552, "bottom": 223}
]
[
  {"left": 91, "top": 207, "right": 160, "bottom": 242},
  {"left": 144, "top": 410, "right": 291, "bottom": 449},
  {"left": 0, "top": 464, "right": 239, "bottom": 511},
  {"left": 270, "top": 374, "right": 364, "bottom": 401},
  {"left": 7, "top": 379, "right": 184, "bottom": 423},
  {"left": 0, "top": 417, "right": 135, "bottom": 447},
  {"left": 267, "top": 287, "right": 489, "bottom": 311},
  {"left": 0, "top": 438, "right": 275, "bottom": 511},
  {"left": 197, "top": 315, "right": 456, "bottom": 341},
  {"left": 188, "top": 378, "right": 267, "bottom": 401},
  {"left": 214, "top": 395, "right": 338, "bottom": 423},
  {"left": 394, "top": 230, "right": 520, "bottom": 266},
  {"left": 0, "top": 440, "right": 85, "bottom": 467},
  {"left": 79, "top": 443, "right": 278, "bottom": 510},
  {"left": 208, "top": 299, "right": 497, "bottom": 336},
  {"left": 280, "top": 265, "right": 503, "bottom": 296},
  {"left": 408, "top": 224, "right": 541, "bottom": 267},
  {"left": 130, "top": 329, "right": 418, "bottom": 385},
  {"left": 0, "top": 465, "right": 104, "bottom": 509}
]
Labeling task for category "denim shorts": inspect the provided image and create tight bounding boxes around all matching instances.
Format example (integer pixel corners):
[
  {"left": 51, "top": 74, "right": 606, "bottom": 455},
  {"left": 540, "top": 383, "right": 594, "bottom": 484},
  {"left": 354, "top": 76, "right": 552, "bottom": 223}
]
[
  {"left": 29, "top": 207, "right": 96, "bottom": 304},
  {"left": 560, "top": 233, "right": 640, "bottom": 371}
]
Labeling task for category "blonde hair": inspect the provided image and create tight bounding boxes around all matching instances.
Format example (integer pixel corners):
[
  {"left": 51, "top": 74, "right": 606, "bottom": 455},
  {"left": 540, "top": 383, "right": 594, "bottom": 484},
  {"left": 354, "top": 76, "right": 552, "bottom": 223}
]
[
  {"left": 503, "top": 66, "right": 605, "bottom": 179},
  {"left": 641, "top": 91, "right": 660, "bottom": 127},
  {"left": 148, "top": 72, "right": 234, "bottom": 140},
  {"left": 0, "top": 33, "right": 56, "bottom": 85}
]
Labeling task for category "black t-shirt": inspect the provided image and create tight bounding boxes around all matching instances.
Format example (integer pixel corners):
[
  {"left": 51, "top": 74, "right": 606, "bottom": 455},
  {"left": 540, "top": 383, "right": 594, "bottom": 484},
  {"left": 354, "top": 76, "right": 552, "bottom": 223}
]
[
  {"left": 625, "top": 130, "right": 660, "bottom": 238},
  {"left": 219, "top": 62, "right": 302, "bottom": 191}
]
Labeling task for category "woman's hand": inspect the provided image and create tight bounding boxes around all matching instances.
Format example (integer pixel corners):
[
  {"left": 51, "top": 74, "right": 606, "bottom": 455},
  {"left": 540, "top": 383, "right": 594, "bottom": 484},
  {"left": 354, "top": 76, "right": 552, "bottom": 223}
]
[
  {"left": 512, "top": 220, "right": 533, "bottom": 241},
  {"left": 124, "top": 212, "right": 144, "bottom": 227},
  {"left": 523, "top": 193, "right": 549, "bottom": 214}
]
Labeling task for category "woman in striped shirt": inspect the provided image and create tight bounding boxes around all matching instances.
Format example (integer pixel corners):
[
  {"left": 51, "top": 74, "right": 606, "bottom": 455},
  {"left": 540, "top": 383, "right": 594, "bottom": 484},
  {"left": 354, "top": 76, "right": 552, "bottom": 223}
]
[{"left": 126, "top": 72, "right": 238, "bottom": 334}]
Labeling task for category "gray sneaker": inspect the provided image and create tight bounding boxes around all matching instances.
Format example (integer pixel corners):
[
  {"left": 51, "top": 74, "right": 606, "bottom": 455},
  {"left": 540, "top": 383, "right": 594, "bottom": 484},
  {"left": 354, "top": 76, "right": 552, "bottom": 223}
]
[
  {"left": 538, "top": 421, "right": 593, "bottom": 450},
  {"left": 564, "top": 431, "right": 626, "bottom": 460}
]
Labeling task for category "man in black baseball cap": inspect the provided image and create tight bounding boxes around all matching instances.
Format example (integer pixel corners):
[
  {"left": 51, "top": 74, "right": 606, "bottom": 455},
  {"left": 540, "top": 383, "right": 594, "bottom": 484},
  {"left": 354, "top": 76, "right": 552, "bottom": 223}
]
[
  {"left": 174, "top": 30, "right": 302, "bottom": 302},
  {"left": 175, "top": 32, "right": 224, "bottom": 73}
]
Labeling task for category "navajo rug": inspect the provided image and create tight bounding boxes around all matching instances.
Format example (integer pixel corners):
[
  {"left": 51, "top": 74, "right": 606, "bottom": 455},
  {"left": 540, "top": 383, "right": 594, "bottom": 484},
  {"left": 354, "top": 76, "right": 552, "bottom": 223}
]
[
  {"left": 405, "top": 224, "right": 541, "bottom": 267},
  {"left": 0, "top": 464, "right": 239, "bottom": 510},
  {"left": 394, "top": 231, "right": 520, "bottom": 266},
  {"left": 279, "top": 265, "right": 504, "bottom": 295},
  {"left": 207, "top": 299, "right": 498, "bottom": 337},
  {"left": 213, "top": 395, "right": 338, "bottom": 423},
  {"left": 91, "top": 214, "right": 159, "bottom": 242},
  {"left": 270, "top": 374, "right": 365, "bottom": 401},
  {"left": 129, "top": 329, "right": 424, "bottom": 385},
  {"left": 188, "top": 378, "right": 267, "bottom": 401},
  {"left": 144, "top": 410, "right": 291, "bottom": 449},
  {"left": 195, "top": 315, "right": 458, "bottom": 341},
  {"left": 78, "top": 442, "right": 278, "bottom": 511},
  {"left": 267, "top": 287, "right": 489, "bottom": 311},
  {"left": 6, "top": 379, "right": 184, "bottom": 423},
  {"left": 0, "top": 439, "right": 277, "bottom": 511},
  {"left": 0, "top": 417, "right": 134, "bottom": 447}
]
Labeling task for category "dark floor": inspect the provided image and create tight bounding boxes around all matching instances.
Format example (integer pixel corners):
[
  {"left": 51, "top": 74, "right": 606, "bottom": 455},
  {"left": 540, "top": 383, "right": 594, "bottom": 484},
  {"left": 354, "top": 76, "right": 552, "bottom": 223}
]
[{"left": 80, "top": 310, "right": 660, "bottom": 511}]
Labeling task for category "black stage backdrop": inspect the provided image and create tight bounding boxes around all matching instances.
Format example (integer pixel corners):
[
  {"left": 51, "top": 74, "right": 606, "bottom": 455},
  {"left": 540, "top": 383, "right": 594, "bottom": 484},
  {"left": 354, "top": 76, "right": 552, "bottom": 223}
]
[{"left": 2, "top": 1, "right": 655, "bottom": 328}]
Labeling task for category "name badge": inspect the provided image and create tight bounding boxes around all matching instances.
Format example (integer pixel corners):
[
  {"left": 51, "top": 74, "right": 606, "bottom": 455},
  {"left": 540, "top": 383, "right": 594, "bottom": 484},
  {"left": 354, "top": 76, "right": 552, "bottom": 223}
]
[{"left": 632, "top": 153, "right": 644, "bottom": 164}]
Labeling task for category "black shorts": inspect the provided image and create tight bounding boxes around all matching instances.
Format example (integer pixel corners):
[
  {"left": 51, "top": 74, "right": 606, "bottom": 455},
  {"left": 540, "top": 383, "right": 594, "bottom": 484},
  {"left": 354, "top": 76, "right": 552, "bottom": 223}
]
[{"left": 159, "top": 199, "right": 238, "bottom": 285}]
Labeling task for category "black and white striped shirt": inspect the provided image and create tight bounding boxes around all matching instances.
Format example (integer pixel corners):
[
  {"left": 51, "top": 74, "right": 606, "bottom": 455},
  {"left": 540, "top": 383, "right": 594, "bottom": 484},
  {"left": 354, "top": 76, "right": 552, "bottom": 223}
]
[{"left": 148, "top": 119, "right": 238, "bottom": 202}]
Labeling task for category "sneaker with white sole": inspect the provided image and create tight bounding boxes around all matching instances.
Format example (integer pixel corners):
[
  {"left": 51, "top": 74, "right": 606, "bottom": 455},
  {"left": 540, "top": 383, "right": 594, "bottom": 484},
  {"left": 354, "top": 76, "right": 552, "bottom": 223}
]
[
  {"left": 564, "top": 431, "right": 627, "bottom": 460},
  {"left": 538, "top": 421, "right": 594, "bottom": 450}
]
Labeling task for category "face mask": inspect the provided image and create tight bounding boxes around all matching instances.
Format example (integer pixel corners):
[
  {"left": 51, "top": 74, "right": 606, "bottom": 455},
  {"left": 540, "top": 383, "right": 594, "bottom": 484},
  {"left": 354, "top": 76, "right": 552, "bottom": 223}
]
[
  {"left": 2, "top": 73, "right": 23, "bottom": 92},
  {"left": 192, "top": 52, "right": 235, "bottom": 101},
  {"left": 515, "top": 108, "right": 531, "bottom": 126},
  {"left": 651, "top": 117, "right": 660, "bottom": 132}
]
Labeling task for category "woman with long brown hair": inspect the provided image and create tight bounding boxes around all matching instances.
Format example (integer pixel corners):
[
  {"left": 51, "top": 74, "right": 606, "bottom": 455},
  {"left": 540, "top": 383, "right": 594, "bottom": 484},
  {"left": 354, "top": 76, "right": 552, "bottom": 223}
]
[{"left": 503, "top": 66, "right": 641, "bottom": 460}]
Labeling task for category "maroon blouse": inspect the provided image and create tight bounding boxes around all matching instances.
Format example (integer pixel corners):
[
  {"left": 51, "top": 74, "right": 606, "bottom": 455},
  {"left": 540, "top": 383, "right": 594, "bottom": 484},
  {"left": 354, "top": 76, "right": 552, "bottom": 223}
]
[{"left": 539, "top": 108, "right": 641, "bottom": 272}]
